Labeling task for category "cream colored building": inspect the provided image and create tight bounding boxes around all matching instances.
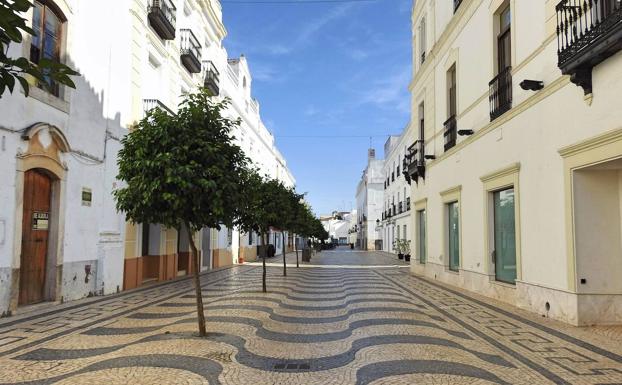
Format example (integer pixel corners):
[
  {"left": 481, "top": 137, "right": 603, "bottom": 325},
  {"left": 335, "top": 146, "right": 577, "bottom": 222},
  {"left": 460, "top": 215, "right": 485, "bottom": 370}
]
[
  {"left": 406, "top": 0, "right": 622, "bottom": 325},
  {"left": 122, "top": 0, "right": 296, "bottom": 284}
]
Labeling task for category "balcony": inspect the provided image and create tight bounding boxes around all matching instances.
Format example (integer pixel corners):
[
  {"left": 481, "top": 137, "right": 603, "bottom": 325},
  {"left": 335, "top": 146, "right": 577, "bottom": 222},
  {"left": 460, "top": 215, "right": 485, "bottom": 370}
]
[
  {"left": 444, "top": 115, "right": 457, "bottom": 151},
  {"left": 556, "top": 0, "right": 622, "bottom": 94},
  {"left": 489, "top": 66, "right": 512, "bottom": 121},
  {"left": 406, "top": 140, "right": 426, "bottom": 184},
  {"left": 143, "top": 99, "right": 174, "bottom": 117},
  {"left": 148, "top": 0, "right": 176, "bottom": 40},
  {"left": 202, "top": 60, "right": 220, "bottom": 96},
  {"left": 406, "top": 197, "right": 411, "bottom": 211},
  {"left": 180, "top": 29, "right": 202, "bottom": 74},
  {"left": 454, "top": 0, "right": 463, "bottom": 12}
]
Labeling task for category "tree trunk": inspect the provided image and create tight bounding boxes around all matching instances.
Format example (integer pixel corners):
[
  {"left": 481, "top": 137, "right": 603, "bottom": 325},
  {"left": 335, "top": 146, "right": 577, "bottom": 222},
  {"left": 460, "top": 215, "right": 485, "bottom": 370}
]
[
  {"left": 294, "top": 233, "right": 299, "bottom": 268},
  {"left": 262, "top": 231, "right": 267, "bottom": 293},
  {"left": 186, "top": 224, "right": 207, "bottom": 337},
  {"left": 282, "top": 231, "right": 287, "bottom": 277}
]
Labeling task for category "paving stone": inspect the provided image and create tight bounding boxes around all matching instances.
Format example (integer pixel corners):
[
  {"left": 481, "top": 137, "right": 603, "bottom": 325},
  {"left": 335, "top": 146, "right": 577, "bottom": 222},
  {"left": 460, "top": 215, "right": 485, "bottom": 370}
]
[{"left": 0, "top": 249, "right": 621, "bottom": 384}]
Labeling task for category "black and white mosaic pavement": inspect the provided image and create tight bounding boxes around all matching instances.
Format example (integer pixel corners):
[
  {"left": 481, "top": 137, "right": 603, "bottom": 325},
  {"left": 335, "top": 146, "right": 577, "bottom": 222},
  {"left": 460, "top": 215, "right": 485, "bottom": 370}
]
[{"left": 1, "top": 249, "right": 622, "bottom": 384}]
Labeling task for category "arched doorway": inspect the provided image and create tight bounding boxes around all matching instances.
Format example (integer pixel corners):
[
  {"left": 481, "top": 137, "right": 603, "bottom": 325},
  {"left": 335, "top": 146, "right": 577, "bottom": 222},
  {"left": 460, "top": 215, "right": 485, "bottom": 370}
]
[{"left": 19, "top": 169, "right": 54, "bottom": 305}]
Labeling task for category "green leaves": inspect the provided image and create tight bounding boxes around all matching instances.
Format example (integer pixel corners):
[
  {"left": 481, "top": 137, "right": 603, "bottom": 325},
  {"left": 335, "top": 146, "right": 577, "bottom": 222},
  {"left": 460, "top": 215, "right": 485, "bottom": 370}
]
[
  {"left": 0, "top": 0, "right": 79, "bottom": 98},
  {"left": 115, "top": 90, "right": 249, "bottom": 233}
]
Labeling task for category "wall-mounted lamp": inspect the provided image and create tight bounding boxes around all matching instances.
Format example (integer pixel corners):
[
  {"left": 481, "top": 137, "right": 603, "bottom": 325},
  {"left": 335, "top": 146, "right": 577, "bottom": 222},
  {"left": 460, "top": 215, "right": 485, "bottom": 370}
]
[
  {"left": 424, "top": 155, "right": 436, "bottom": 160},
  {"left": 520, "top": 80, "right": 544, "bottom": 91},
  {"left": 458, "top": 129, "right": 474, "bottom": 136}
]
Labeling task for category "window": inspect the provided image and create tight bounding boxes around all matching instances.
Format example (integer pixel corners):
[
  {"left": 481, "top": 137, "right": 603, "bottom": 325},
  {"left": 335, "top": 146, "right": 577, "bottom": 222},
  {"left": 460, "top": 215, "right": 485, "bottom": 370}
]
[
  {"left": 227, "top": 228, "right": 233, "bottom": 246},
  {"left": 447, "top": 65, "right": 457, "bottom": 119},
  {"left": 418, "top": 102, "right": 425, "bottom": 141},
  {"left": 31, "top": 1, "right": 65, "bottom": 96},
  {"left": 417, "top": 210, "right": 427, "bottom": 263},
  {"left": 444, "top": 65, "right": 458, "bottom": 151},
  {"left": 490, "top": 4, "right": 513, "bottom": 121},
  {"left": 419, "top": 17, "right": 426, "bottom": 64},
  {"left": 249, "top": 232, "right": 254, "bottom": 246},
  {"left": 403, "top": 225, "right": 407, "bottom": 241},
  {"left": 397, "top": 225, "right": 400, "bottom": 241},
  {"left": 454, "top": 0, "right": 463, "bottom": 12},
  {"left": 492, "top": 188, "right": 517, "bottom": 283},
  {"left": 497, "top": 5, "right": 511, "bottom": 72},
  {"left": 447, "top": 201, "right": 460, "bottom": 271}
]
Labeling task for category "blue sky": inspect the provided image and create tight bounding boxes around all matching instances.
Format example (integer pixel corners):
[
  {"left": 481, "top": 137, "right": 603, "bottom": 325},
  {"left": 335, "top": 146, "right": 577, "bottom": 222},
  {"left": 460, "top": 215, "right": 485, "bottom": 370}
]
[{"left": 222, "top": 0, "right": 413, "bottom": 215}]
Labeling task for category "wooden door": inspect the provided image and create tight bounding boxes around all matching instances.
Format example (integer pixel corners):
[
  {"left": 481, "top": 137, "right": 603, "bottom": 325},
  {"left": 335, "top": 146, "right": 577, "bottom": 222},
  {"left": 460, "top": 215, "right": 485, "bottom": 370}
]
[{"left": 20, "top": 169, "right": 52, "bottom": 305}]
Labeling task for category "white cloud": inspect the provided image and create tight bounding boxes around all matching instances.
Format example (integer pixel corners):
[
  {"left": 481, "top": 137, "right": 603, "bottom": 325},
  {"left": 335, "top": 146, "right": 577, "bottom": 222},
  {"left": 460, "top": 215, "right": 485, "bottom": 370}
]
[
  {"left": 304, "top": 105, "right": 319, "bottom": 116},
  {"left": 356, "top": 65, "right": 412, "bottom": 114},
  {"left": 266, "top": 4, "right": 355, "bottom": 55}
]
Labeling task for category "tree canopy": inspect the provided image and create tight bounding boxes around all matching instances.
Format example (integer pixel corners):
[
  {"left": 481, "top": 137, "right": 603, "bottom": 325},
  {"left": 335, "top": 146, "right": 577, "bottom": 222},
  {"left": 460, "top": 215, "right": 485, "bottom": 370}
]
[
  {"left": 114, "top": 90, "right": 250, "bottom": 336},
  {"left": 115, "top": 92, "right": 248, "bottom": 233}
]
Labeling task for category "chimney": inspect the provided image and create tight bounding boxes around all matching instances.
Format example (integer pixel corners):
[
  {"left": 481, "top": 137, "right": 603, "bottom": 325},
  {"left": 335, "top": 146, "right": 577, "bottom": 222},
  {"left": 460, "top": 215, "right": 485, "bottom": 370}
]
[{"left": 368, "top": 148, "right": 375, "bottom": 160}]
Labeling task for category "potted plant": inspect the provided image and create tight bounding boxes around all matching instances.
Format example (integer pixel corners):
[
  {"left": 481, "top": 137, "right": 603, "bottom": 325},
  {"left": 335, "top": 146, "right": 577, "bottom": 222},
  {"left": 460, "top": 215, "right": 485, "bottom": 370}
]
[
  {"left": 393, "top": 239, "right": 404, "bottom": 260},
  {"left": 403, "top": 240, "right": 412, "bottom": 262}
]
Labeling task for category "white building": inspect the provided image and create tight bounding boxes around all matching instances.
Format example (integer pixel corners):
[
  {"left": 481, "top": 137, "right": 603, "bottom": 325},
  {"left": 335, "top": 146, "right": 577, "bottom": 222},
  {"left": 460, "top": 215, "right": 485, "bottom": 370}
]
[
  {"left": 407, "top": 0, "right": 622, "bottom": 325},
  {"left": 0, "top": 0, "right": 295, "bottom": 313},
  {"left": 320, "top": 211, "right": 353, "bottom": 245},
  {"left": 355, "top": 149, "right": 385, "bottom": 250},
  {"left": 380, "top": 129, "right": 414, "bottom": 255},
  {"left": 214, "top": 56, "right": 296, "bottom": 265}
]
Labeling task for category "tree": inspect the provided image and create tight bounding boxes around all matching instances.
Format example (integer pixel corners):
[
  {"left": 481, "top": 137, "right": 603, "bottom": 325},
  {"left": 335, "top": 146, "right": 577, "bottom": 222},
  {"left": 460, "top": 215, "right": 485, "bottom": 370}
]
[
  {"left": 237, "top": 175, "right": 290, "bottom": 292},
  {"left": 289, "top": 198, "right": 313, "bottom": 268},
  {"left": 114, "top": 90, "right": 249, "bottom": 337},
  {"left": 1, "top": 0, "right": 79, "bottom": 98},
  {"left": 273, "top": 183, "right": 300, "bottom": 277}
]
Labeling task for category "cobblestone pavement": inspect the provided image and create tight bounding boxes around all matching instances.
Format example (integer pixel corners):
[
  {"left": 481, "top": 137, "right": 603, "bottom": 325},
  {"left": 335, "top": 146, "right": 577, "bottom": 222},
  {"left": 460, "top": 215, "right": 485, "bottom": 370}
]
[{"left": 1, "top": 247, "right": 622, "bottom": 384}]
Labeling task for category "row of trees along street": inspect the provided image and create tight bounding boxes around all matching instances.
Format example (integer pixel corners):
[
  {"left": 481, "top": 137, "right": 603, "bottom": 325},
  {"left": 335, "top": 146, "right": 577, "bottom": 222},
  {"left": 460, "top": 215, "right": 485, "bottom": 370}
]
[{"left": 114, "top": 89, "right": 329, "bottom": 337}]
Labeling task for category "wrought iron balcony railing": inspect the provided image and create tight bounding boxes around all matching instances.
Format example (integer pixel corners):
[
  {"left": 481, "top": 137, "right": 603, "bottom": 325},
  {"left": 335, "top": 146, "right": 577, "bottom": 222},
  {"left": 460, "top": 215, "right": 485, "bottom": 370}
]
[
  {"left": 489, "top": 66, "right": 512, "bottom": 121},
  {"left": 202, "top": 60, "right": 220, "bottom": 96},
  {"left": 148, "top": 0, "right": 176, "bottom": 40},
  {"left": 180, "top": 29, "right": 202, "bottom": 73},
  {"left": 406, "top": 140, "right": 426, "bottom": 184},
  {"left": 143, "top": 99, "right": 174, "bottom": 117},
  {"left": 444, "top": 114, "right": 457, "bottom": 151},
  {"left": 556, "top": 0, "right": 622, "bottom": 94}
]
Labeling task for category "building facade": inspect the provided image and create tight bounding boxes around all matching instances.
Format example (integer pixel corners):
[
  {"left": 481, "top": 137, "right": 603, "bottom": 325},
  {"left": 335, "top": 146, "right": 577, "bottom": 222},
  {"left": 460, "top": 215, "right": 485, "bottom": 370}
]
[
  {"left": 0, "top": 0, "right": 295, "bottom": 314},
  {"left": 406, "top": 0, "right": 622, "bottom": 325},
  {"left": 0, "top": 0, "right": 135, "bottom": 314},
  {"left": 321, "top": 211, "right": 354, "bottom": 245},
  {"left": 215, "top": 56, "right": 296, "bottom": 265},
  {"left": 380, "top": 131, "right": 413, "bottom": 255},
  {"left": 355, "top": 149, "right": 385, "bottom": 250}
]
